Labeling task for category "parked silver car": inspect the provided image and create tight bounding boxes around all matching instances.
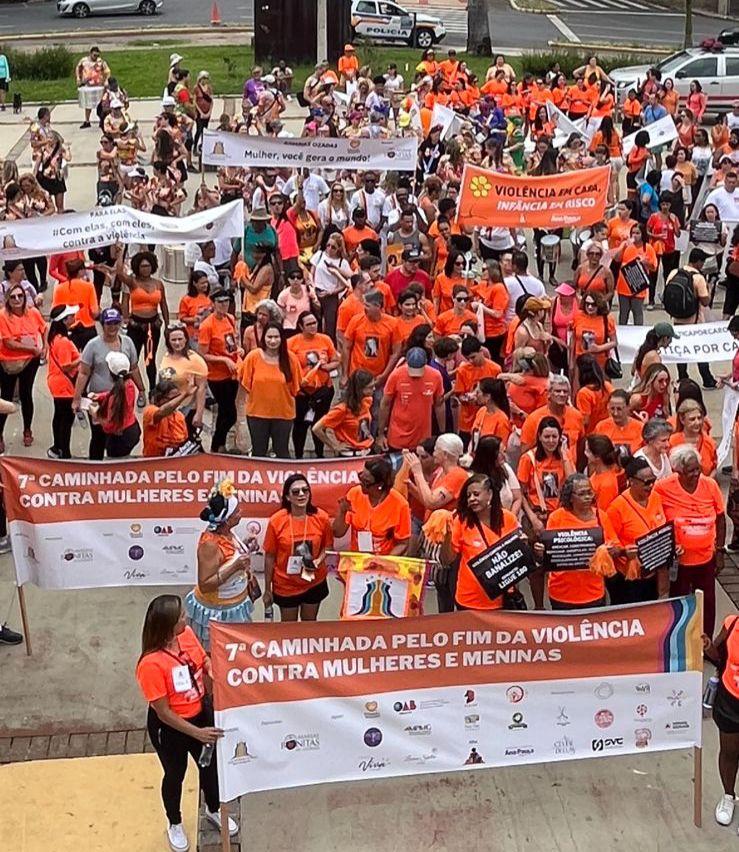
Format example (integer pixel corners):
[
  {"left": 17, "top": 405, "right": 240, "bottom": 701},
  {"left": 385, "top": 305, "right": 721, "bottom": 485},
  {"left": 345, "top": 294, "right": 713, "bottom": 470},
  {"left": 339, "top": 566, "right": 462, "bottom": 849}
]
[{"left": 57, "top": 0, "right": 162, "bottom": 18}]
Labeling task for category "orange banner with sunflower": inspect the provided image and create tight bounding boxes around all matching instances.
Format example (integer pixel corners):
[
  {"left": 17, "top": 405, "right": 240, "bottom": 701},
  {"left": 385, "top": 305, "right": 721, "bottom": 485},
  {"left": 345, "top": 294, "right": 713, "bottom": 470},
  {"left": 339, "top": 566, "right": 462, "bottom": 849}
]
[{"left": 457, "top": 164, "right": 611, "bottom": 229}]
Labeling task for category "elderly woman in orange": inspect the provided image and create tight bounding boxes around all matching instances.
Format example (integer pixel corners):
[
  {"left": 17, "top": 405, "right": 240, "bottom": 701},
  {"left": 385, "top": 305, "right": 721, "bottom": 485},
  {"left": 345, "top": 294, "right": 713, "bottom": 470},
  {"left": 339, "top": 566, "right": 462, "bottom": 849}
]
[
  {"left": 263, "top": 473, "right": 332, "bottom": 622},
  {"left": 655, "top": 444, "right": 725, "bottom": 634},
  {"left": 185, "top": 479, "right": 255, "bottom": 650},
  {"left": 669, "top": 399, "right": 718, "bottom": 477},
  {"left": 333, "top": 457, "right": 411, "bottom": 556},
  {"left": 438, "top": 474, "right": 522, "bottom": 610},
  {"left": 536, "top": 473, "right": 621, "bottom": 610}
]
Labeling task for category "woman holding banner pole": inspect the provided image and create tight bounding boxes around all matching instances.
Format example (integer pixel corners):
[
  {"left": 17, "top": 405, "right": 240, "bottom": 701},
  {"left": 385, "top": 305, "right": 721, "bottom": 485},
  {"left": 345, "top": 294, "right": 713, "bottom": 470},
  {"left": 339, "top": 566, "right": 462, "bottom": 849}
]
[{"left": 136, "top": 594, "right": 238, "bottom": 852}]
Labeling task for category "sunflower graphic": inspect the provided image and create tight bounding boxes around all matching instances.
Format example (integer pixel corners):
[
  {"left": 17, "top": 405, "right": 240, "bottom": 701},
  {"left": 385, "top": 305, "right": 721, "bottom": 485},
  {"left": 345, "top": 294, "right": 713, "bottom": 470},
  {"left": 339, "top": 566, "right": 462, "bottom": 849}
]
[{"left": 468, "top": 175, "right": 492, "bottom": 198}]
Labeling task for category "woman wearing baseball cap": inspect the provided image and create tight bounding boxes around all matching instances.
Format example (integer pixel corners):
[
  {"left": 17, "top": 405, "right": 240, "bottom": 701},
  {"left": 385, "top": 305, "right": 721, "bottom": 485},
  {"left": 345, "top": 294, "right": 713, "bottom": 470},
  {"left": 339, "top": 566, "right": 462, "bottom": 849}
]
[{"left": 89, "top": 350, "right": 141, "bottom": 457}]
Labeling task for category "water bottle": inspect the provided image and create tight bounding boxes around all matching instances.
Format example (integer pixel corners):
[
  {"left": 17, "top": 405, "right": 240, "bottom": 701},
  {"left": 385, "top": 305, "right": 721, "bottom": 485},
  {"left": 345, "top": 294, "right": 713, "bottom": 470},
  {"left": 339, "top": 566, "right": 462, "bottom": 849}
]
[
  {"left": 264, "top": 605, "right": 274, "bottom": 621},
  {"left": 76, "top": 411, "right": 88, "bottom": 430},
  {"left": 198, "top": 742, "right": 214, "bottom": 768},
  {"left": 703, "top": 675, "right": 719, "bottom": 713}
]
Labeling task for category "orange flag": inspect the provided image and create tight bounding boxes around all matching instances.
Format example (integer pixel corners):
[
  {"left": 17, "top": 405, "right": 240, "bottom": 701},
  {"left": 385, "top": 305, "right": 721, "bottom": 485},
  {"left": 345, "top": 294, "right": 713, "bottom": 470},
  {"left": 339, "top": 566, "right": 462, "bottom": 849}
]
[{"left": 457, "top": 163, "right": 610, "bottom": 229}]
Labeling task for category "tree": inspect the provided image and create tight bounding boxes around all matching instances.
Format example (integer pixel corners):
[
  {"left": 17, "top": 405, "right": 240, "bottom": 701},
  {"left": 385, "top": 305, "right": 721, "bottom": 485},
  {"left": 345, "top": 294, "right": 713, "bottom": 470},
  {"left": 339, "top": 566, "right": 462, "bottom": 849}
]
[
  {"left": 467, "top": 0, "right": 492, "bottom": 56},
  {"left": 684, "top": 0, "right": 693, "bottom": 48}
]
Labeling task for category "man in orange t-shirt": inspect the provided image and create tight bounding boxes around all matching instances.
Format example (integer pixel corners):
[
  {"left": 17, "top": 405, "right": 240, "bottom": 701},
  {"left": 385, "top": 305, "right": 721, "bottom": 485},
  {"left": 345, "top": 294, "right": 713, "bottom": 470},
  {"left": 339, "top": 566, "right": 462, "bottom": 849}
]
[
  {"left": 342, "top": 208, "right": 378, "bottom": 260},
  {"left": 342, "top": 290, "right": 402, "bottom": 385},
  {"left": 654, "top": 446, "right": 725, "bottom": 633},
  {"left": 378, "top": 347, "right": 443, "bottom": 451},
  {"left": 520, "top": 375, "right": 585, "bottom": 458},
  {"left": 593, "top": 389, "right": 643, "bottom": 462},
  {"left": 453, "top": 337, "right": 501, "bottom": 446}
]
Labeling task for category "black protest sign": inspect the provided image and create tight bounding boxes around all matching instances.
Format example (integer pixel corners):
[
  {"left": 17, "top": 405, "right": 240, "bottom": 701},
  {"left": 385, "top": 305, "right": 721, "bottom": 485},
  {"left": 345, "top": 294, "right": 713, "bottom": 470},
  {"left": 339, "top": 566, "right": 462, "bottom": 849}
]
[
  {"left": 689, "top": 220, "right": 721, "bottom": 245},
  {"left": 636, "top": 522, "right": 675, "bottom": 576},
  {"left": 467, "top": 530, "right": 536, "bottom": 598},
  {"left": 621, "top": 258, "right": 650, "bottom": 295},
  {"left": 541, "top": 526, "right": 604, "bottom": 571}
]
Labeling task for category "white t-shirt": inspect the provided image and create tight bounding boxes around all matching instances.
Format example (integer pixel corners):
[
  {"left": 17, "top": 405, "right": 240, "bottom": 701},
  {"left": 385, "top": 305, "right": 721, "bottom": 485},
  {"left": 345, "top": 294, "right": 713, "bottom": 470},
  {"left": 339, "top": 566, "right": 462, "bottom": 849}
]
[
  {"left": 384, "top": 73, "right": 405, "bottom": 94},
  {"left": 350, "top": 187, "right": 387, "bottom": 229},
  {"left": 317, "top": 199, "right": 350, "bottom": 231},
  {"left": 252, "top": 177, "right": 286, "bottom": 212},
  {"left": 659, "top": 169, "right": 675, "bottom": 192},
  {"left": 503, "top": 273, "right": 546, "bottom": 322},
  {"left": 499, "top": 463, "right": 520, "bottom": 512},
  {"left": 728, "top": 112, "right": 739, "bottom": 131},
  {"left": 704, "top": 186, "right": 739, "bottom": 223},
  {"left": 479, "top": 227, "right": 514, "bottom": 251},
  {"left": 282, "top": 174, "right": 330, "bottom": 214},
  {"left": 310, "top": 250, "right": 352, "bottom": 296}
]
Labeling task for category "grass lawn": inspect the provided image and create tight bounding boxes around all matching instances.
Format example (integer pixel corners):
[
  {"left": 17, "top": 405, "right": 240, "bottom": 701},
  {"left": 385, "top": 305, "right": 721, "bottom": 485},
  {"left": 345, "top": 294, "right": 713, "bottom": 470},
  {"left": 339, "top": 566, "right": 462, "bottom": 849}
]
[{"left": 8, "top": 42, "right": 520, "bottom": 103}]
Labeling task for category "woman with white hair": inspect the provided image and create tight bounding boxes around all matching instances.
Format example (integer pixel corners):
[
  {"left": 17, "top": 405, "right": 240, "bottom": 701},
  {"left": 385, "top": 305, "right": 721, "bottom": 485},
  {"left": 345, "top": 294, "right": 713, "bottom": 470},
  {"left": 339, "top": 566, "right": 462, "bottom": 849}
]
[
  {"left": 634, "top": 417, "right": 673, "bottom": 481},
  {"left": 405, "top": 433, "right": 469, "bottom": 514},
  {"left": 655, "top": 444, "right": 726, "bottom": 634}
]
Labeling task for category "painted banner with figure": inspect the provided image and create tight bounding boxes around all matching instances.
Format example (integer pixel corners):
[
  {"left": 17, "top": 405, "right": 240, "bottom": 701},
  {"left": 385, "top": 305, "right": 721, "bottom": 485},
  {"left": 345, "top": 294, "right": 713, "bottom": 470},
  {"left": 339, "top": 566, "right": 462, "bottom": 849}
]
[
  {"left": 337, "top": 552, "right": 428, "bottom": 620},
  {"left": 211, "top": 597, "right": 703, "bottom": 799},
  {"left": 201, "top": 130, "right": 418, "bottom": 171},
  {"left": 0, "top": 454, "right": 366, "bottom": 590},
  {"left": 617, "top": 320, "right": 738, "bottom": 364},
  {"left": 0, "top": 200, "right": 244, "bottom": 261},
  {"left": 457, "top": 164, "right": 610, "bottom": 229}
]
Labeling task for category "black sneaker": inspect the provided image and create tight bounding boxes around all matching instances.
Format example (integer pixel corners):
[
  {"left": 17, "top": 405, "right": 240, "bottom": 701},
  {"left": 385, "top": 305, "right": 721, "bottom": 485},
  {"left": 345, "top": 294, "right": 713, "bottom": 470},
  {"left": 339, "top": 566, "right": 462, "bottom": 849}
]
[
  {"left": 79, "top": 121, "right": 91, "bottom": 129},
  {"left": 726, "top": 542, "right": 739, "bottom": 553},
  {"left": 703, "top": 379, "right": 718, "bottom": 390},
  {"left": 0, "top": 624, "right": 23, "bottom": 645}
]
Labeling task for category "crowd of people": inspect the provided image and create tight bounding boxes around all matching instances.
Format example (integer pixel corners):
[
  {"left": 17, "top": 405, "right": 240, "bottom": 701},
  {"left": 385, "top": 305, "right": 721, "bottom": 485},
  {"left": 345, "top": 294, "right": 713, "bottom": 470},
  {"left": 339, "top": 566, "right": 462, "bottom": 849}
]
[{"left": 3, "top": 39, "right": 739, "bottom": 851}]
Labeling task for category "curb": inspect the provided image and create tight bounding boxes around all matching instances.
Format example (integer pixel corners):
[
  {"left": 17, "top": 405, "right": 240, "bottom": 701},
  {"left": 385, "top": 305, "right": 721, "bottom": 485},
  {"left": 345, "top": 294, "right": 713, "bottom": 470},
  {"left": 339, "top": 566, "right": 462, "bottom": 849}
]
[
  {"left": 509, "top": 0, "right": 557, "bottom": 14},
  {"left": 546, "top": 39, "right": 673, "bottom": 56},
  {"left": 9, "top": 24, "right": 254, "bottom": 43}
]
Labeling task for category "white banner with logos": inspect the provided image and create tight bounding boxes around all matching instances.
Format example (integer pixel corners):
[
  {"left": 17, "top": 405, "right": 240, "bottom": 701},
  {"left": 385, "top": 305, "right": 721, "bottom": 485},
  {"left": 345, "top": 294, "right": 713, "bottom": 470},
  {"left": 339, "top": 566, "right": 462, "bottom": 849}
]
[
  {"left": 622, "top": 115, "right": 679, "bottom": 156},
  {"left": 201, "top": 130, "right": 418, "bottom": 170},
  {"left": 617, "top": 320, "right": 737, "bottom": 364},
  {"left": 0, "top": 200, "right": 244, "bottom": 260}
]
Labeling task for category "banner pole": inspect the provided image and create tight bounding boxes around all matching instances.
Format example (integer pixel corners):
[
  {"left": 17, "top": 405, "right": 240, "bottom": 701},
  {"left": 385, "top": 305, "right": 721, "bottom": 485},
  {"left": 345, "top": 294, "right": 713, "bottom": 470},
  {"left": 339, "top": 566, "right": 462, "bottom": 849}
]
[
  {"left": 694, "top": 746, "right": 702, "bottom": 828},
  {"left": 219, "top": 803, "right": 230, "bottom": 852},
  {"left": 17, "top": 584, "right": 31, "bottom": 657}
]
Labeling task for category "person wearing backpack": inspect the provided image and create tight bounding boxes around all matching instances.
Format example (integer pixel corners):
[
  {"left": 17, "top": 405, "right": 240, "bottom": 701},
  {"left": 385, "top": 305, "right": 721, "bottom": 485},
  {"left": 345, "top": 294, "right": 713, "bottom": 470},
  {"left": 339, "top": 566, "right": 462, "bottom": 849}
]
[
  {"left": 664, "top": 248, "right": 716, "bottom": 388},
  {"left": 503, "top": 250, "right": 546, "bottom": 323}
]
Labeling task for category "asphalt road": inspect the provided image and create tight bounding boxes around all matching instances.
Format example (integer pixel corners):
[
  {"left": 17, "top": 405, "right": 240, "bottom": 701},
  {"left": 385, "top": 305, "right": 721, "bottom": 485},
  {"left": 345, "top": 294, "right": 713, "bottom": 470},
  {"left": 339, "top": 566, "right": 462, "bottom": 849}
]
[{"left": 0, "top": 0, "right": 733, "bottom": 51}]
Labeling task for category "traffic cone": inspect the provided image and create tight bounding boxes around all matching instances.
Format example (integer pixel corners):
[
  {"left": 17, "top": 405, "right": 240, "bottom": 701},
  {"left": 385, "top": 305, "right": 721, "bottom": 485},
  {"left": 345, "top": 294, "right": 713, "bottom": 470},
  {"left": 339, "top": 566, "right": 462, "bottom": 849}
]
[{"left": 210, "top": 1, "right": 222, "bottom": 25}]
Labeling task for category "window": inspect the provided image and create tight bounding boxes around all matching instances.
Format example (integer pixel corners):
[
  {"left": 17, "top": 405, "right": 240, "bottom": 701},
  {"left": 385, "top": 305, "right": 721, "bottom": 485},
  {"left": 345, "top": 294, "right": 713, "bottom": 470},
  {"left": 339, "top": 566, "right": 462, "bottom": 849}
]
[
  {"left": 725, "top": 58, "right": 739, "bottom": 77},
  {"left": 379, "top": 3, "right": 401, "bottom": 14},
  {"left": 355, "top": 1, "right": 376, "bottom": 13},
  {"left": 676, "top": 57, "right": 718, "bottom": 79}
]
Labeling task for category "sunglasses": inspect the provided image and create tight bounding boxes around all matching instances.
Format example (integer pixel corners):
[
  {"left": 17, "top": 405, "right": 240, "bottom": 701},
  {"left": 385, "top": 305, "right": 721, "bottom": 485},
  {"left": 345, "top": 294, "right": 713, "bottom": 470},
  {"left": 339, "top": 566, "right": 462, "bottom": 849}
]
[
  {"left": 634, "top": 477, "right": 656, "bottom": 486},
  {"left": 290, "top": 486, "right": 310, "bottom": 495},
  {"left": 454, "top": 260, "right": 465, "bottom": 266},
  {"left": 455, "top": 296, "right": 469, "bottom": 302},
  {"left": 8, "top": 293, "right": 24, "bottom": 300}
]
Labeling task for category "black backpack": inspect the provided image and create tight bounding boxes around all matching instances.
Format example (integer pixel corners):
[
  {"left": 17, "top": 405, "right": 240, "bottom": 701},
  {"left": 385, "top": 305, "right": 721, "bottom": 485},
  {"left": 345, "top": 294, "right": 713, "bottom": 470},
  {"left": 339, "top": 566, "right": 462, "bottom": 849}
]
[{"left": 662, "top": 268, "right": 698, "bottom": 320}]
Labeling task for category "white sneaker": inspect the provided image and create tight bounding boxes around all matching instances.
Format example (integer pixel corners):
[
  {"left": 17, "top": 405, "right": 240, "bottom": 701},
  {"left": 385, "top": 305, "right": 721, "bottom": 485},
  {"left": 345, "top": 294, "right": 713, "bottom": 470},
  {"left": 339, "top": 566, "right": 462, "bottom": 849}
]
[
  {"left": 0, "top": 536, "right": 10, "bottom": 555},
  {"left": 205, "top": 808, "right": 239, "bottom": 836},
  {"left": 167, "top": 823, "right": 189, "bottom": 851},
  {"left": 716, "top": 794, "right": 735, "bottom": 826}
]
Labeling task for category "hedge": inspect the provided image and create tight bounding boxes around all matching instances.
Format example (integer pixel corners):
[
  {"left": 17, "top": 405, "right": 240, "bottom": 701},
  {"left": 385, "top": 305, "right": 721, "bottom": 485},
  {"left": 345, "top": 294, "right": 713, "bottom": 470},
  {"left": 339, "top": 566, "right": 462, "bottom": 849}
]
[
  {"left": 520, "top": 50, "right": 664, "bottom": 79},
  {"left": 0, "top": 45, "right": 74, "bottom": 81}
]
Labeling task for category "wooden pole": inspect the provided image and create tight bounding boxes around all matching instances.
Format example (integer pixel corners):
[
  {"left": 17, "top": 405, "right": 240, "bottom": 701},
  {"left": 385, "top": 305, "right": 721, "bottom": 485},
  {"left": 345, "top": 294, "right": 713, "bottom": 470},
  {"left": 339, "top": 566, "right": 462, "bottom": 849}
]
[
  {"left": 220, "top": 803, "right": 231, "bottom": 852},
  {"left": 694, "top": 746, "right": 702, "bottom": 827},
  {"left": 17, "top": 584, "right": 31, "bottom": 657}
]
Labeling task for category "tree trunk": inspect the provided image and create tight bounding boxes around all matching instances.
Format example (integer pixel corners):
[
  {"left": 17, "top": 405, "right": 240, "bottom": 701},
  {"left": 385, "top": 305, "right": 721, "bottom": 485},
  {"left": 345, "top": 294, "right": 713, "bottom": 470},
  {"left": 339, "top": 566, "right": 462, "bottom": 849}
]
[
  {"left": 684, "top": 0, "right": 693, "bottom": 48},
  {"left": 467, "top": 0, "right": 491, "bottom": 56}
]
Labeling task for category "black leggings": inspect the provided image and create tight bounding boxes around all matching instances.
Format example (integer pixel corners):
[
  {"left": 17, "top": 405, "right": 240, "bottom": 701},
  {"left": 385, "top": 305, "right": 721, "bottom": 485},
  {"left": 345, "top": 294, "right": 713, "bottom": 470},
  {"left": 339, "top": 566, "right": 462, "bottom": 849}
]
[
  {"left": 147, "top": 706, "right": 220, "bottom": 826},
  {"left": 52, "top": 397, "right": 74, "bottom": 458},
  {"left": 293, "top": 387, "right": 334, "bottom": 458},
  {"left": 248, "top": 416, "right": 292, "bottom": 458},
  {"left": 208, "top": 378, "right": 238, "bottom": 452},
  {"left": 22, "top": 256, "right": 48, "bottom": 292},
  {"left": 0, "top": 358, "right": 40, "bottom": 438},
  {"left": 194, "top": 116, "right": 210, "bottom": 152},
  {"left": 127, "top": 314, "right": 162, "bottom": 393}
]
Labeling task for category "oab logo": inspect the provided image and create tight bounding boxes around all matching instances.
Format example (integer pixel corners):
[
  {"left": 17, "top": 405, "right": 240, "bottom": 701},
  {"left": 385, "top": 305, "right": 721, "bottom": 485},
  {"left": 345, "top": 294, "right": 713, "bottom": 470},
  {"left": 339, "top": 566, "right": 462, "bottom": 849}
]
[{"left": 154, "top": 525, "right": 173, "bottom": 536}]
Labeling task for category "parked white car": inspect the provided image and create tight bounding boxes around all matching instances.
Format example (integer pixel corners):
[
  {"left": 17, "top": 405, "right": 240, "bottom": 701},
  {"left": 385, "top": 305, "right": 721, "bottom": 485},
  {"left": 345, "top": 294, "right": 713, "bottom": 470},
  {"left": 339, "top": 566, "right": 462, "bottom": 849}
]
[
  {"left": 350, "top": 0, "right": 446, "bottom": 48},
  {"left": 610, "top": 46, "right": 739, "bottom": 114},
  {"left": 57, "top": 0, "right": 162, "bottom": 17}
]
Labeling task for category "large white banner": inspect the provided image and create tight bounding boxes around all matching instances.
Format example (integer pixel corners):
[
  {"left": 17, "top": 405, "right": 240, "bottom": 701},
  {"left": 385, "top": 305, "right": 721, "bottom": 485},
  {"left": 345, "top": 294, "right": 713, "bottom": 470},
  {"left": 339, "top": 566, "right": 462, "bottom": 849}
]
[
  {"left": 0, "top": 200, "right": 244, "bottom": 260},
  {"left": 622, "top": 115, "right": 679, "bottom": 156},
  {"left": 212, "top": 598, "right": 703, "bottom": 799},
  {"left": 201, "top": 130, "right": 418, "bottom": 170},
  {"left": 430, "top": 102, "right": 466, "bottom": 140},
  {"left": 617, "top": 320, "right": 737, "bottom": 364}
]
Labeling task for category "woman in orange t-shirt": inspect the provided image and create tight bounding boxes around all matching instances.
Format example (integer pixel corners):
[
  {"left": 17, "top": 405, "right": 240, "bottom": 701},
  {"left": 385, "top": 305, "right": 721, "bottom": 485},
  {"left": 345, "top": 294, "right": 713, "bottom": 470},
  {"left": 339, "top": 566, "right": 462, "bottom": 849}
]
[
  {"left": 501, "top": 351, "right": 550, "bottom": 423},
  {"left": 669, "top": 398, "right": 718, "bottom": 477},
  {"left": 287, "top": 310, "right": 340, "bottom": 459},
  {"left": 46, "top": 304, "right": 80, "bottom": 459},
  {"left": 333, "top": 457, "right": 411, "bottom": 556},
  {"left": 471, "top": 376, "right": 512, "bottom": 451},
  {"left": 0, "top": 280, "right": 46, "bottom": 451},
  {"left": 586, "top": 434, "right": 622, "bottom": 511},
  {"left": 538, "top": 473, "right": 620, "bottom": 609},
  {"left": 625, "top": 130, "right": 650, "bottom": 196},
  {"left": 574, "top": 244, "right": 615, "bottom": 302},
  {"left": 178, "top": 270, "right": 212, "bottom": 344},
  {"left": 575, "top": 355, "right": 613, "bottom": 431},
  {"left": 263, "top": 473, "right": 332, "bottom": 621},
  {"left": 440, "top": 473, "right": 522, "bottom": 610},
  {"left": 406, "top": 432, "right": 469, "bottom": 515},
  {"left": 313, "top": 368, "right": 374, "bottom": 455},
  {"left": 613, "top": 224, "right": 658, "bottom": 325},
  {"left": 570, "top": 292, "right": 617, "bottom": 377},
  {"left": 142, "top": 378, "right": 190, "bottom": 457},
  {"left": 236, "top": 323, "right": 301, "bottom": 458},
  {"left": 136, "top": 594, "right": 233, "bottom": 848},
  {"left": 432, "top": 251, "right": 467, "bottom": 314}
]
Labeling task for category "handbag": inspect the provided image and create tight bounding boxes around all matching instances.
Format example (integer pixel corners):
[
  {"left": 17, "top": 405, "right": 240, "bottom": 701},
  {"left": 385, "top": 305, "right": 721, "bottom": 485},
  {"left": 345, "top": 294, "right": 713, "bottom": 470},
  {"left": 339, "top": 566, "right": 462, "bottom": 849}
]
[{"left": 603, "top": 315, "right": 622, "bottom": 379}]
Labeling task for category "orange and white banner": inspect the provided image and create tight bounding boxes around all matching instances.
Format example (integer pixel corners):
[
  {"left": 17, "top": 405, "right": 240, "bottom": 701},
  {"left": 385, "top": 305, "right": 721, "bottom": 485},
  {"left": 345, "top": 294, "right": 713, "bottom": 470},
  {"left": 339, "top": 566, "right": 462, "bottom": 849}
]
[
  {"left": 211, "top": 597, "right": 702, "bottom": 798},
  {"left": 457, "top": 164, "right": 610, "bottom": 229},
  {"left": 0, "top": 455, "right": 365, "bottom": 589}
]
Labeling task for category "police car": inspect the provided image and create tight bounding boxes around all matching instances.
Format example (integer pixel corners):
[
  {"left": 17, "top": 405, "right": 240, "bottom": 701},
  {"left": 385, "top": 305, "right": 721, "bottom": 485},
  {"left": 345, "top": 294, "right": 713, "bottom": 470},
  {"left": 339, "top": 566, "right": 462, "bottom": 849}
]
[{"left": 350, "top": 0, "right": 446, "bottom": 49}]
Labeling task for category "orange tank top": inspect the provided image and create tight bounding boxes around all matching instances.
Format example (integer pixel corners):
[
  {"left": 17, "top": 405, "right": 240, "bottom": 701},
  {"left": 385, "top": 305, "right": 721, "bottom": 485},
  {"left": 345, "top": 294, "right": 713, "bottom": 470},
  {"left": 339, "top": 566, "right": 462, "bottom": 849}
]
[
  {"left": 130, "top": 283, "right": 162, "bottom": 315},
  {"left": 194, "top": 531, "right": 250, "bottom": 607}
]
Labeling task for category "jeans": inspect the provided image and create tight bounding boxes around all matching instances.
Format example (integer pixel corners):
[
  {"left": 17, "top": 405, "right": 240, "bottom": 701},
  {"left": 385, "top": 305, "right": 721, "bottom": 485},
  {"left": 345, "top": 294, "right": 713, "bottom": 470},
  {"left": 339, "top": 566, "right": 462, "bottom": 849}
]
[
  {"left": 293, "top": 387, "right": 333, "bottom": 458},
  {"left": 0, "top": 357, "right": 41, "bottom": 438},
  {"left": 208, "top": 378, "right": 238, "bottom": 452},
  {"left": 147, "top": 706, "right": 220, "bottom": 826},
  {"left": 247, "top": 416, "right": 292, "bottom": 458},
  {"left": 670, "top": 558, "right": 716, "bottom": 635},
  {"left": 618, "top": 295, "right": 644, "bottom": 326},
  {"left": 51, "top": 397, "right": 74, "bottom": 458}
]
